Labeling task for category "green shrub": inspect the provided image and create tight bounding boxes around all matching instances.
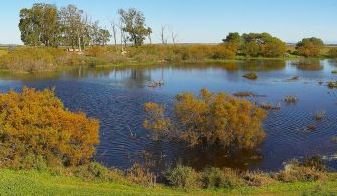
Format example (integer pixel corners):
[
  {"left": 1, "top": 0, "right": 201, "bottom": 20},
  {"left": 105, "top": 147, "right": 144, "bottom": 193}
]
[
  {"left": 202, "top": 167, "right": 244, "bottom": 189},
  {"left": 21, "top": 154, "right": 48, "bottom": 171},
  {"left": 165, "top": 165, "right": 201, "bottom": 189},
  {"left": 71, "top": 162, "right": 124, "bottom": 182},
  {"left": 126, "top": 163, "right": 156, "bottom": 187}
]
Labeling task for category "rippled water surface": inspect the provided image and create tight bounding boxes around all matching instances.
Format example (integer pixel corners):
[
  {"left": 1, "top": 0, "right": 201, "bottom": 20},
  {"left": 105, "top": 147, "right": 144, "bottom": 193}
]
[{"left": 1, "top": 59, "right": 337, "bottom": 171}]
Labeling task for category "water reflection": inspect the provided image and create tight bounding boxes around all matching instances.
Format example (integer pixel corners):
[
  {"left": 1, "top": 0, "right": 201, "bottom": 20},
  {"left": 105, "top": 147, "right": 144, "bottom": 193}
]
[{"left": 291, "top": 59, "right": 323, "bottom": 71}]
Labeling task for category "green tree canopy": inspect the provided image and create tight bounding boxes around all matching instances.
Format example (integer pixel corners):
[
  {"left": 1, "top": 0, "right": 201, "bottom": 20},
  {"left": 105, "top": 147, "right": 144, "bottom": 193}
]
[
  {"left": 118, "top": 8, "right": 152, "bottom": 46},
  {"left": 19, "top": 3, "right": 60, "bottom": 46},
  {"left": 241, "top": 33, "right": 286, "bottom": 57}
]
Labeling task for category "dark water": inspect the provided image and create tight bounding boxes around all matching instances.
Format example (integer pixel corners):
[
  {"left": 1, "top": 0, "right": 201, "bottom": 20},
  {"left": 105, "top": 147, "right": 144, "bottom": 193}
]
[{"left": 1, "top": 59, "right": 337, "bottom": 171}]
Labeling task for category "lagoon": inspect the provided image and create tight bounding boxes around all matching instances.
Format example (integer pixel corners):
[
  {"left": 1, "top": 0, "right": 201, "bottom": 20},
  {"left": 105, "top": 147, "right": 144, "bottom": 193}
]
[{"left": 1, "top": 59, "right": 337, "bottom": 171}]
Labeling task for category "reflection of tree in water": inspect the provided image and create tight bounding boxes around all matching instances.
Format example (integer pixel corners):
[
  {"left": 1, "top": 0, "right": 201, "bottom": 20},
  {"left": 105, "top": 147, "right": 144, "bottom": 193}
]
[
  {"left": 237, "top": 60, "right": 286, "bottom": 71},
  {"left": 0, "top": 71, "right": 61, "bottom": 82},
  {"left": 327, "top": 59, "right": 337, "bottom": 67},
  {"left": 65, "top": 66, "right": 152, "bottom": 89},
  {"left": 174, "top": 145, "right": 263, "bottom": 171},
  {"left": 160, "top": 60, "right": 286, "bottom": 72},
  {"left": 292, "top": 59, "right": 323, "bottom": 71},
  {"left": 123, "top": 69, "right": 152, "bottom": 89}
]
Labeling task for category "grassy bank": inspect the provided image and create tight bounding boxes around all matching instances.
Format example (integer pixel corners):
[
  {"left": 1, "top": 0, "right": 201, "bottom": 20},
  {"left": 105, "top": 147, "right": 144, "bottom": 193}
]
[
  {"left": 0, "top": 45, "right": 335, "bottom": 73},
  {"left": 0, "top": 169, "right": 336, "bottom": 195}
]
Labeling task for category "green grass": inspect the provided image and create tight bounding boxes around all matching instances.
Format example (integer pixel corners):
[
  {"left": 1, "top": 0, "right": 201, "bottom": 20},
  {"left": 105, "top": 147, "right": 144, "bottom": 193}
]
[{"left": 1, "top": 169, "right": 337, "bottom": 195}]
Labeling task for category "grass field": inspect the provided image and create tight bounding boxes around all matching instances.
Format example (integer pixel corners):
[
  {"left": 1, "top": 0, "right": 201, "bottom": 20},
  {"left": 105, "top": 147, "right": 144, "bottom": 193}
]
[
  {"left": 0, "top": 49, "right": 7, "bottom": 57},
  {"left": 1, "top": 169, "right": 337, "bottom": 195}
]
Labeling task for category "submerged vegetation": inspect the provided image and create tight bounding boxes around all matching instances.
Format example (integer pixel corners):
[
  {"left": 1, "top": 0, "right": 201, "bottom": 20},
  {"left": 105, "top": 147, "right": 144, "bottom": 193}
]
[
  {"left": 242, "top": 72, "right": 258, "bottom": 80},
  {"left": 328, "top": 81, "right": 337, "bottom": 89},
  {"left": 144, "top": 88, "right": 266, "bottom": 151},
  {"left": 284, "top": 96, "right": 298, "bottom": 104}
]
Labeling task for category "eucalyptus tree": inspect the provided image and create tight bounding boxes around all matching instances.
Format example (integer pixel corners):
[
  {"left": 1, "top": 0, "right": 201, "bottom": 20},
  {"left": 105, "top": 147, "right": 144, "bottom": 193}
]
[
  {"left": 59, "top": 4, "right": 87, "bottom": 51},
  {"left": 118, "top": 8, "right": 152, "bottom": 46},
  {"left": 19, "top": 3, "right": 60, "bottom": 46}
]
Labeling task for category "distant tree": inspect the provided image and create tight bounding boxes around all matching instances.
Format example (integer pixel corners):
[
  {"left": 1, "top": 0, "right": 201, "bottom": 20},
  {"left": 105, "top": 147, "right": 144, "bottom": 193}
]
[
  {"left": 222, "top": 32, "right": 242, "bottom": 54},
  {"left": 118, "top": 8, "right": 152, "bottom": 46},
  {"left": 241, "top": 33, "right": 286, "bottom": 57},
  {"left": 160, "top": 25, "right": 168, "bottom": 45},
  {"left": 223, "top": 32, "right": 241, "bottom": 46},
  {"left": 19, "top": 3, "right": 60, "bottom": 47},
  {"left": 98, "top": 28, "right": 111, "bottom": 45},
  {"left": 328, "top": 48, "right": 337, "bottom": 58},
  {"left": 296, "top": 37, "right": 324, "bottom": 57}
]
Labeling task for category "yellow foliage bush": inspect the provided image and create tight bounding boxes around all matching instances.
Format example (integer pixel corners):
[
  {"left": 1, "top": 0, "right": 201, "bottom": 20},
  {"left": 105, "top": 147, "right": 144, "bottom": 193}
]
[
  {"left": 0, "top": 87, "right": 99, "bottom": 168},
  {"left": 144, "top": 89, "right": 266, "bottom": 150}
]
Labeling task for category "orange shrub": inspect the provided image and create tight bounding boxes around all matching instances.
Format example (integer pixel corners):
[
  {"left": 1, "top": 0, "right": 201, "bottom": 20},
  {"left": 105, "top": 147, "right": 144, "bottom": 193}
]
[
  {"left": 0, "top": 87, "right": 99, "bottom": 168},
  {"left": 144, "top": 89, "right": 266, "bottom": 150}
]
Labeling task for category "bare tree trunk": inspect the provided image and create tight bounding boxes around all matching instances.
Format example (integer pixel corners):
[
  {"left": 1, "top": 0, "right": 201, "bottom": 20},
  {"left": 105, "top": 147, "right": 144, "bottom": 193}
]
[
  {"left": 171, "top": 31, "right": 178, "bottom": 47},
  {"left": 160, "top": 25, "right": 167, "bottom": 45},
  {"left": 78, "top": 33, "right": 82, "bottom": 52},
  {"left": 112, "top": 22, "right": 118, "bottom": 51},
  {"left": 148, "top": 33, "right": 152, "bottom": 45},
  {"left": 119, "top": 21, "right": 124, "bottom": 52}
]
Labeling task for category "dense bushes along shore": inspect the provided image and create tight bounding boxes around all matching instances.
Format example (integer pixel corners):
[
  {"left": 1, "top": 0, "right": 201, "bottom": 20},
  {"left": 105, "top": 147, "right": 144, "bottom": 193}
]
[{"left": 0, "top": 44, "right": 336, "bottom": 73}]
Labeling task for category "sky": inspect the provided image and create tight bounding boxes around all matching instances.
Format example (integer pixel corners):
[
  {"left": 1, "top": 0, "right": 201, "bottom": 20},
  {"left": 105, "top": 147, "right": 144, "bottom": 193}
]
[{"left": 1, "top": 0, "right": 337, "bottom": 44}]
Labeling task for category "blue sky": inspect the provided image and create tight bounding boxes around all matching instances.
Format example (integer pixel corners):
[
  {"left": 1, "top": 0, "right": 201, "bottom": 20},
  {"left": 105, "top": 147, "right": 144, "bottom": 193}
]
[{"left": 1, "top": 0, "right": 337, "bottom": 44}]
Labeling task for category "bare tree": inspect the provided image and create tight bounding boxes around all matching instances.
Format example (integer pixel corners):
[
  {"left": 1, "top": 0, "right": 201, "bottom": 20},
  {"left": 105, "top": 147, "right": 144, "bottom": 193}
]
[
  {"left": 148, "top": 33, "right": 152, "bottom": 45},
  {"left": 118, "top": 20, "right": 127, "bottom": 51},
  {"left": 160, "top": 25, "right": 168, "bottom": 45},
  {"left": 171, "top": 30, "right": 178, "bottom": 46},
  {"left": 110, "top": 19, "right": 118, "bottom": 51}
]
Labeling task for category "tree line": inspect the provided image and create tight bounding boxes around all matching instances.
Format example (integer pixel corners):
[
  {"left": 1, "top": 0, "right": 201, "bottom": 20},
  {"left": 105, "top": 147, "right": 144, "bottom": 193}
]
[
  {"left": 222, "top": 32, "right": 327, "bottom": 57},
  {"left": 19, "top": 4, "right": 332, "bottom": 58},
  {"left": 19, "top": 4, "right": 151, "bottom": 51}
]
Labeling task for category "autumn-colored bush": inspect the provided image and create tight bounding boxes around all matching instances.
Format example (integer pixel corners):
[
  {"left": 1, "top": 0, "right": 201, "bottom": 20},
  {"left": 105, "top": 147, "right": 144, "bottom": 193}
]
[
  {"left": 296, "top": 37, "right": 324, "bottom": 57},
  {"left": 212, "top": 45, "right": 236, "bottom": 59},
  {"left": 0, "top": 47, "right": 85, "bottom": 72},
  {"left": 0, "top": 47, "right": 55, "bottom": 72},
  {"left": 328, "top": 48, "right": 337, "bottom": 58},
  {"left": 144, "top": 88, "right": 266, "bottom": 150},
  {"left": 0, "top": 87, "right": 99, "bottom": 168},
  {"left": 276, "top": 160, "right": 326, "bottom": 182}
]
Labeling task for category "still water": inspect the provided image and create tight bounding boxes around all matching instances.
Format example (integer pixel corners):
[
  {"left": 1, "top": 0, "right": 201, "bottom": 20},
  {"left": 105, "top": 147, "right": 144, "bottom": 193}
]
[{"left": 1, "top": 59, "right": 337, "bottom": 171}]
